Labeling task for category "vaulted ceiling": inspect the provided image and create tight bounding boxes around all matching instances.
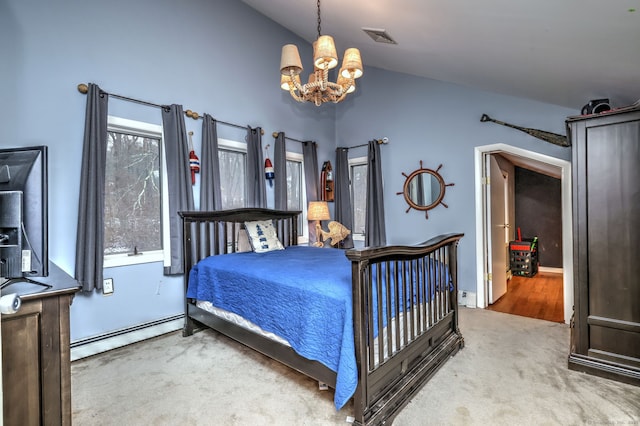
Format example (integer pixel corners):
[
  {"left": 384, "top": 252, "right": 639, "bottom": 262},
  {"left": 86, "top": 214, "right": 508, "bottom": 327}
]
[{"left": 242, "top": 0, "right": 640, "bottom": 110}]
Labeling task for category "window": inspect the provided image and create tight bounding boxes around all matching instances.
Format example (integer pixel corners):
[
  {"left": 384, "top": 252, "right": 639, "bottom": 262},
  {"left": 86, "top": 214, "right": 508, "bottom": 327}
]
[
  {"left": 350, "top": 157, "right": 367, "bottom": 241},
  {"left": 218, "top": 139, "right": 247, "bottom": 209},
  {"left": 285, "top": 152, "right": 307, "bottom": 241},
  {"left": 104, "top": 117, "right": 166, "bottom": 267}
]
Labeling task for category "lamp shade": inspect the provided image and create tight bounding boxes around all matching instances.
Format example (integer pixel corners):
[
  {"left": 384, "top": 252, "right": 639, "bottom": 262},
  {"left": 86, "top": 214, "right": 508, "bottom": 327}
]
[
  {"left": 313, "top": 35, "right": 338, "bottom": 70},
  {"left": 340, "top": 48, "right": 363, "bottom": 79},
  {"left": 307, "top": 201, "right": 330, "bottom": 221},
  {"left": 280, "top": 44, "right": 303, "bottom": 76},
  {"left": 337, "top": 73, "right": 356, "bottom": 94},
  {"left": 280, "top": 74, "right": 301, "bottom": 91}
]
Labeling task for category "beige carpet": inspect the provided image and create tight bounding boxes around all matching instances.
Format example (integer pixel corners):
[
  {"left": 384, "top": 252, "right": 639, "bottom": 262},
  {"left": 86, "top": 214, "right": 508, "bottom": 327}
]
[{"left": 71, "top": 308, "right": 640, "bottom": 425}]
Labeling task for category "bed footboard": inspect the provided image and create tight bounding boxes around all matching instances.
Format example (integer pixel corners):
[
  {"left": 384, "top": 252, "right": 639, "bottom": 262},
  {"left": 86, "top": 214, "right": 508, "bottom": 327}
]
[{"left": 346, "top": 233, "right": 464, "bottom": 426}]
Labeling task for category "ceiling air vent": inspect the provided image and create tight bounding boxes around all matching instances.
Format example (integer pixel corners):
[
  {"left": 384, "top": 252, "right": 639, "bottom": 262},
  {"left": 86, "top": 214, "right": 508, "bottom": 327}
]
[{"left": 362, "top": 28, "right": 397, "bottom": 45}]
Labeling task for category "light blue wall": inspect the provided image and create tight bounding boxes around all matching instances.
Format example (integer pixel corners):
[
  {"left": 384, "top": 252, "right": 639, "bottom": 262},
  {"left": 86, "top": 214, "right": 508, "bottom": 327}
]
[
  {"left": 2, "top": 0, "right": 579, "bottom": 342},
  {"left": 335, "top": 67, "right": 577, "bottom": 292},
  {"left": 1, "top": 0, "right": 336, "bottom": 341}
]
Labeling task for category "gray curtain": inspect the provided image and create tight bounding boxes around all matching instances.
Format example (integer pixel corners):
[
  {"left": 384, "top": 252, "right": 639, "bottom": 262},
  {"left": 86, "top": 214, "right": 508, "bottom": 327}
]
[
  {"left": 365, "top": 140, "right": 386, "bottom": 247},
  {"left": 246, "top": 126, "right": 266, "bottom": 208},
  {"left": 302, "top": 141, "right": 319, "bottom": 242},
  {"left": 273, "top": 131, "right": 287, "bottom": 210},
  {"left": 200, "top": 114, "right": 222, "bottom": 210},
  {"left": 334, "top": 148, "right": 354, "bottom": 248},
  {"left": 75, "top": 83, "right": 108, "bottom": 292},
  {"left": 162, "top": 104, "right": 195, "bottom": 275}
]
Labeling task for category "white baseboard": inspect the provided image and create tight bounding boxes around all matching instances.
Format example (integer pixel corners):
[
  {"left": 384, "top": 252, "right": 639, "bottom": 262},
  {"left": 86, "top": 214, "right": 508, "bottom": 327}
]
[
  {"left": 458, "top": 290, "right": 477, "bottom": 308},
  {"left": 71, "top": 315, "right": 183, "bottom": 361},
  {"left": 538, "top": 266, "right": 563, "bottom": 274}
]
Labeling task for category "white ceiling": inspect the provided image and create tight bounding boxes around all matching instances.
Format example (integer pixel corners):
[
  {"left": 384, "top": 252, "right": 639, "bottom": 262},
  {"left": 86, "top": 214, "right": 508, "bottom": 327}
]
[{"left": 241, "top": 0, "right": 640, "bottom": 109}]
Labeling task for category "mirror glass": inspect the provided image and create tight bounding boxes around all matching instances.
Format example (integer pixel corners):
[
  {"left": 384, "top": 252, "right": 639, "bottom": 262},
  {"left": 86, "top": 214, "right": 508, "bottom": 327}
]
[{"left": 407, "top": 171, "right": 442, "bottom": 208}]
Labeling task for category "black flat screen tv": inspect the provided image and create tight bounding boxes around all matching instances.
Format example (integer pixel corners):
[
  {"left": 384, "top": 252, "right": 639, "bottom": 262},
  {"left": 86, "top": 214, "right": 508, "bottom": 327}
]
[{"left": 0, "top": 146, "right": 48, "bottom": 281}]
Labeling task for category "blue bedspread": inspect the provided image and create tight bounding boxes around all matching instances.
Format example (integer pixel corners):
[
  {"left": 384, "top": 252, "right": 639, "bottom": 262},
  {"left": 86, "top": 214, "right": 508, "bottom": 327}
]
[{"left": 187, "top": 246, "right": 356, "bottom": 409}]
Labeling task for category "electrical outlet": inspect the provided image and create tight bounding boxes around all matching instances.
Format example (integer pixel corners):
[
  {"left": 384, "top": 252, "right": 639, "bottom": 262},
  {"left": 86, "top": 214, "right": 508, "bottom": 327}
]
[{"left": 103, "top": 278, "right": 114, "bottom": 295}]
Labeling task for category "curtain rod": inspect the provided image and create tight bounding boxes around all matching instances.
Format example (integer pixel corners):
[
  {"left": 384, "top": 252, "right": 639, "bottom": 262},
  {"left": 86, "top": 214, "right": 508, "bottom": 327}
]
[
  {"left": 270, "top": 132, "right": 311, "bottom": 144},
  {"left": 345, "top": 138, "right": 390, "bottom": 150},
  {"left": 76, "top": 83, "right": 263, "bottom": 135},
  {"left": 185, "top": 110, "right": 263, "bottom": 135}
]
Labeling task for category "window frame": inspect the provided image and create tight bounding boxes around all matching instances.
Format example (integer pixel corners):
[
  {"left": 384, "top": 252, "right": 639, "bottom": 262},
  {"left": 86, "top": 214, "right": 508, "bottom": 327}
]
[
  {"left": 217, "top": 138, "right": 248, "bottom": 210},
  {"left": 285, "top": 151, "right": 308, "bottom": 244},
  {"left": 349, "top": 156, "right": 367, "bottom": 241},
  {"left": 104, "top": 116, "right": 168, "bottom": 268}
]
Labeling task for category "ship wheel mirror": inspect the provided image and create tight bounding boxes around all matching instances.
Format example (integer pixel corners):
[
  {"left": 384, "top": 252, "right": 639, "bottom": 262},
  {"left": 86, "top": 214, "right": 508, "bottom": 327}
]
[{"left": 397, "top": 161, "right": 454, "bottom": 219}]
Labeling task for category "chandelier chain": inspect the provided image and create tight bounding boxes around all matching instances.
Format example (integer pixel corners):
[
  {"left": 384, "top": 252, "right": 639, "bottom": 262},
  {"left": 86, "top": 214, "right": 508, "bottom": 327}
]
[{"left": 317, "top": 0, "right": 322, "bottom": 37}]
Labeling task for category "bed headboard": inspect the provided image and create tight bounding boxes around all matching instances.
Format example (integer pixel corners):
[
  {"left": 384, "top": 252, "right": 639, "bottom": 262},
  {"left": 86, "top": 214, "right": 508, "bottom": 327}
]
[{"left": 179, "top": 208, "right": 300, "bottom": 273}]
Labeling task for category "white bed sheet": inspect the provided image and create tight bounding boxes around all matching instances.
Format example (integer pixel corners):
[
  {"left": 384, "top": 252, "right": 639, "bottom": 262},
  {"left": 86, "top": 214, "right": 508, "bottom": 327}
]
[
  {"left": 196, "top": 300, "right": 291, "bottom": 347},
  {"left": 196, "top": 300, "right": 436, "bottom": 368}
]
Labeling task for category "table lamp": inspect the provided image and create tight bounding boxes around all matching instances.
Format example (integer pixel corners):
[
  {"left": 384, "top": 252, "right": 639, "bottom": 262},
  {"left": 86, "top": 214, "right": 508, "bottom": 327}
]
[{"left": 307, "top": 201, "right": 330, "bottom": 247}]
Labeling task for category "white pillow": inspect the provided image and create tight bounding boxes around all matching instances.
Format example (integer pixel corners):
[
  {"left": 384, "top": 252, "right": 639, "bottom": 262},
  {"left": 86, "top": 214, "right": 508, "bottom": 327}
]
[
  {"left": 244, "top": 220, "right": 284, "bottom": 253},
  {"left": 236, "top": 227, "right": 253, "bottom": 253}
]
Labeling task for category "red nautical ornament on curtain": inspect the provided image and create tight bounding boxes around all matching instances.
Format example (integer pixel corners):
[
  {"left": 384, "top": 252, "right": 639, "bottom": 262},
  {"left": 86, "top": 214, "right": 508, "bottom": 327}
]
[
  {"left": 264, "top": 145, "right": 274, "bottom": 187},
  {"left": 188, "top": 131, "right": 200, "bottom": 185}
]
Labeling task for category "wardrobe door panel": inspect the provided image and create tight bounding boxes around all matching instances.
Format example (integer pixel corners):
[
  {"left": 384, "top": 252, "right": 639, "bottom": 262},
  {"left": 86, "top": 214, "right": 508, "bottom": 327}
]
[
  {"left": 589, "top": 326, "right": 640, "bottom": 362},
  {"left": 586, "top": 122, "right": 640, "bottom": 323}
]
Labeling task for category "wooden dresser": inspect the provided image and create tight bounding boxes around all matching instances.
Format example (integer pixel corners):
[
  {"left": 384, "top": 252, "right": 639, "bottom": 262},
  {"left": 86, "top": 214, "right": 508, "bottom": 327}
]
[
  {"left": 1, "top": 263, "right": 80, "bottom": 426},
  {"left": 566, "top": 103, "right": 640, "bottom": 386}
]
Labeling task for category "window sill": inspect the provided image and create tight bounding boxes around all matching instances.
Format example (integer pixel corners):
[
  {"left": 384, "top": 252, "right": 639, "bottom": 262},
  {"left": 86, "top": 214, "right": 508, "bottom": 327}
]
[{"left": 104, "top": 250, "right": 164, "bottom": 268}]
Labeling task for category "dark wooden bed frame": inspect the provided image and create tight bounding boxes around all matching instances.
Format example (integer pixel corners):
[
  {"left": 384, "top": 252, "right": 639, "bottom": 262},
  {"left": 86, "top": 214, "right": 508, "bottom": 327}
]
[{"left": 180, "top": 208, "right": 464, "bottom": 425}]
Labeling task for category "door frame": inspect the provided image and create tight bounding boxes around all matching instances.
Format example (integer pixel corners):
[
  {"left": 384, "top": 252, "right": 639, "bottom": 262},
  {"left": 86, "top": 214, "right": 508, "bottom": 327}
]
[{"left": 474, "top": 143, "right": 574, "bottom": 324}]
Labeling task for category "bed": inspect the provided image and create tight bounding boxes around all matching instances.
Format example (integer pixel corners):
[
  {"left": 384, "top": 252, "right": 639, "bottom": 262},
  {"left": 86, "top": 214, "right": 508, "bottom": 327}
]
[{"left": 180, "top": 208, "right": 464, "bottom": 425}]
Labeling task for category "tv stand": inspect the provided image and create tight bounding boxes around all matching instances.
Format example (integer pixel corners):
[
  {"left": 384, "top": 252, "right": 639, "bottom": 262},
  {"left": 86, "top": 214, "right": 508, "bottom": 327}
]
[
  {"left": 0, "top": 276, "right": 53, "bottom": 292},
  {"left": 1, "top": 262, "right": 80, "bottom": 425}
]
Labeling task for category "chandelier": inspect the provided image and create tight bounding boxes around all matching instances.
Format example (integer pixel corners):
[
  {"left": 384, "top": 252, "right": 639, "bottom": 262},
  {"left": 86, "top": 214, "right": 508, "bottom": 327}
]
[{"left": 279, "top": 0, "right": 363, "bottom": 106}]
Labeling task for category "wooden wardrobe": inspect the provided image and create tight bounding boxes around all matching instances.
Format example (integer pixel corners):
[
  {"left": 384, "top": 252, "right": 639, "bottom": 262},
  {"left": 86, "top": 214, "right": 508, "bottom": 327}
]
[{"left": 566, "top": 103, "right": 640, "bottom": 385}]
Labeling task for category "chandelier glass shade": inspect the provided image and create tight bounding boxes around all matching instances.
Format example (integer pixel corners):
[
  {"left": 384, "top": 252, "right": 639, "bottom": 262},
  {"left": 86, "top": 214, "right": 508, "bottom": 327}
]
[{"left": 279, "top": 1, "right": 363, "bottom": 106}]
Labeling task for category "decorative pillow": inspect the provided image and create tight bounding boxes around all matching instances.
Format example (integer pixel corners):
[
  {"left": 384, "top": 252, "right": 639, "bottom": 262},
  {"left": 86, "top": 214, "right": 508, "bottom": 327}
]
[
  {"left": 236, "top": 227, "right": 252, "bottom": 253},
  {"left": 244, "top": 220, "right": 284, "bottom": 253}
]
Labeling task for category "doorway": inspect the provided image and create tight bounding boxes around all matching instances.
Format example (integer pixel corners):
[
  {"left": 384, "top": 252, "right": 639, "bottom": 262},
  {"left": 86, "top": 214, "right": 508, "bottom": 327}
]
[{"left": 474, "top": 143, "right": 573, "bottom": 324}]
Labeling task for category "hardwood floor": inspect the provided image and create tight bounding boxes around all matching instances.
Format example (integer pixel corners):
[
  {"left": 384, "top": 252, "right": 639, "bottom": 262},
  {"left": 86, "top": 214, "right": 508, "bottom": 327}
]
[{"left": 486, "top": 272, "right": 564, "bottom": 323}]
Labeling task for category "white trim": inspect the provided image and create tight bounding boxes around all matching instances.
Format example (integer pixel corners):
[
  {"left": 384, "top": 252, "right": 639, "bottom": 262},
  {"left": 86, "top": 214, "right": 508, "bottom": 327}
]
[
  {"left": 538, "top": 266, "right": 563, "bottom": 274},
  {"left": 107, "top": 116, "right": 162, "bottom": 136},
  {"left": 104, "top": 250, "right": 163, "bottom": 268},
  {"left": 349, "top": 156, "right": 367, "bottom": 240},
  {"left": 105, "top": 116, "right": 169, "bottom": 269},
  {"left": 70, "top": 316, "right": 183, "bottom": 361},
  {"left": 161, "top": 129, "right": 171, "bottom": 268},
  {"left": 474, "top": 143, "right": 573, "bottom": 324},
  {"left": 285, "top": 152, "right": 308, "bottom": 243},
  {"left": 286, "top": 151, "right": 303, "bottom": 162},
  {"left": 218, "top": 138, "right": 247, "bottom": 152}
]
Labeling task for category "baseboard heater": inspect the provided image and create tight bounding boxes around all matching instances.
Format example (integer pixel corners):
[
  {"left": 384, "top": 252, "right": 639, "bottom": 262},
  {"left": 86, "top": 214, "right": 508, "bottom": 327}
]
[{"left": 70, "top": 314, "right": 184, "bottom": 361}]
